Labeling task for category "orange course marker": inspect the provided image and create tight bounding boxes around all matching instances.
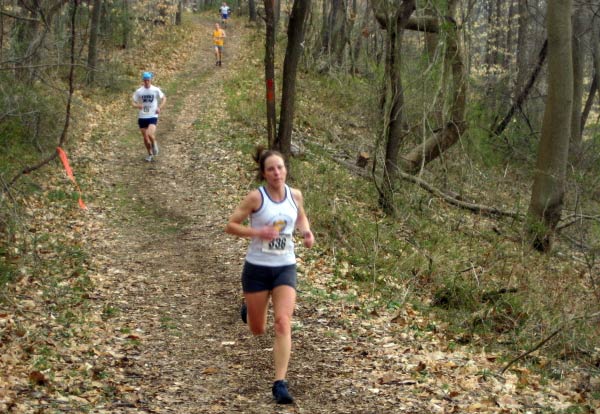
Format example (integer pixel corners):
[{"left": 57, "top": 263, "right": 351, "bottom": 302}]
[{"left": 56, "top": 147, "right": 87, "bottom": 210}]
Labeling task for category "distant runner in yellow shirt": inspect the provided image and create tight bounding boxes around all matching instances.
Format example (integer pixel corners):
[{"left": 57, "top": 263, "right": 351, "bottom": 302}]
[{"left": 212, "top": 23, "right": 226, "bottom": 67}]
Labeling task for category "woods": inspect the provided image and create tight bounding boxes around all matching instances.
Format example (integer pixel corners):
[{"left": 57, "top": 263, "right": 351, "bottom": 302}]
[{"left": 1, "top": 0, "right": 600, "bottom": 411}]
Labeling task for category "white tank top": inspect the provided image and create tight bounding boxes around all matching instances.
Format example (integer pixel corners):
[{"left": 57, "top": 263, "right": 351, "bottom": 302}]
[{"left": 245, "top": 185, "right": 298, "bottom": 267}]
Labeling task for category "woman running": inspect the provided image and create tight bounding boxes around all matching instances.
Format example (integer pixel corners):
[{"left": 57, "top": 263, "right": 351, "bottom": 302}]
[{"left": 225, "top": 147, "right": 314, "bottom": 404}]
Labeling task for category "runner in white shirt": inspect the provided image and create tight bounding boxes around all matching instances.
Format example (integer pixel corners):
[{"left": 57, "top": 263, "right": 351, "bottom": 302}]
[
  {"left": 131, "top": 72, "right": 166, "bottom": 162},
  {"left": 219, "top": 2, "right": 231, "bottom": 26}
]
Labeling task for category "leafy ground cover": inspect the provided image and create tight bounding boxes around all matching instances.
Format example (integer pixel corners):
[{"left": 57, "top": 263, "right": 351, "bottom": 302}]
[{"left": 1, "top": 13, "right": 599, "bottom": 414}]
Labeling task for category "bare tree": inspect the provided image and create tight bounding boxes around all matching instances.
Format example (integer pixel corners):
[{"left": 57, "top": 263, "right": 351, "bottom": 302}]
[
  {"left": 371, "top": 0, "right": 416, "bottom": 215},
  {"left": 526, "top": 0, "right": 573, "bottom": 252},
  {"left": 569, "top": 3, "right": 585, "bottom": 159},
  {"left": 264, "top": 0, "right": 277, "bottom": 148},
  {"left": 9, "top": 0, "right": 69, "bottom": 80},
  {"left": 274, "top": 0, "right": 281, "bottom": 28},
  {"left": 329, "top": 0, "right": 347, "bottom": 67},
  {"left": 176, "top": 0, "right": 183, "bottom": 25},
  {"left": 248, "top": 0, "right": 257, "bottom": 22},
  {"left": 581, "top": 10, "right": 600, "bottom": 133},
  {"left": 5, "top": 0, "right": 79, "bottom": 189},
  {"left": 514, "top": 0, "right": 531, "bottom": 93},
  {"left": 87, "top": 0, "right": 103, "bottom": 84},
  {"left": 275, "top": 0, "right": 311, "bottom": 158},
  {"left": 399, "top": 0, "right": 467, "bottom": 174},
  {"left": 491, "top": 40, "right": 547, "bottom": 137}
]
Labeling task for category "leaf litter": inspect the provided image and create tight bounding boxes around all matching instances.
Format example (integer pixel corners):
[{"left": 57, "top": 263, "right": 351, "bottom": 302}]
[{"left": 1, "top": 14, "right": 599, "bottom": 414}]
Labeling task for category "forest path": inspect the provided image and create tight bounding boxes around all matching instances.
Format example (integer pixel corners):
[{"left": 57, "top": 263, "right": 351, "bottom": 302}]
[{"left": 83, "top": 14, "right": 577, "bottom": 414}]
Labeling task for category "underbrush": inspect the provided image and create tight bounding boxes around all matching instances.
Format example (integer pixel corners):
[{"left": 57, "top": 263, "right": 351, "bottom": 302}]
[
  {"left": 222, "top": 24, "right": 600, "bottom": 375},
  {"left": 0, "top": 13, "right": 207, "bottom": 408}
]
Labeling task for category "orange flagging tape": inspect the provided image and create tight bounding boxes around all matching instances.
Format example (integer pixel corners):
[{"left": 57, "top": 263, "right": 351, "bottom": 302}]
[{"left": 56, "top": 147, "right": 87, "bottom": 210}]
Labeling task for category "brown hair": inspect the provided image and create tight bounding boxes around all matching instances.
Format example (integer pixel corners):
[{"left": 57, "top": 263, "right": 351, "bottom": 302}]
[{"left": 253, "top": 146, "right": 284, "bottom": 181}]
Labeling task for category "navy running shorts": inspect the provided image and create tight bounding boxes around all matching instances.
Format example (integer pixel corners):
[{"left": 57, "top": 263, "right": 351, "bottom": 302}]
[
  {"left": 241, "top": 261, "right": 297, "bottom": 292},
  {"left": 138, "top": 117, "right": 158, "bottom": 129}
]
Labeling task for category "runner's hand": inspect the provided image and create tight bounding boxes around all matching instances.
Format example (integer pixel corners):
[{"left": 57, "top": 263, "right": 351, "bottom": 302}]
[
  {"left": 302, "top": 230, "right": 314, "bottom": 248},
  {"left": 257, "top": 226, "right": 279, "bottom": 241}
]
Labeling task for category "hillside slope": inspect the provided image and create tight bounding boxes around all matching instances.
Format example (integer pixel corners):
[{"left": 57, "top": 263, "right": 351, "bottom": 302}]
[{"left": 1, "top": 14, "right": 597, "bottom": 414}]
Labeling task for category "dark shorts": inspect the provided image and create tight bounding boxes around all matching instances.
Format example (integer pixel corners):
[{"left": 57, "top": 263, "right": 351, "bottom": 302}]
[
  {"left": 138, "top": 117, "right": 158, "bottom": 129},
  {"left": 221, "top": 13, "right": 228, "bottom": 20},
  {"left": 242, "top": 261, "right": 297, "bottom": 293}
]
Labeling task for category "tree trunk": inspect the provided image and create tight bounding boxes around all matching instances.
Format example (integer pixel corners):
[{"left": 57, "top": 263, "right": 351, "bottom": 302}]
[
  {"left": 0, "top": 0, "right": 4, "bottom": 62},
  {"left": 122, "top": 0, "right": 130, "bottom": 49},
  {"left": 526, "top": 0, "right": 573, "bottom": 252},
  {"left": 514, "top": 0, "right": 530, "bottom": 94},
  {"left": 275, "top": 0, "right": 311, "bottom": 159},
  {"left": 484, "top": 0, "right": 498, "bottom": 67},
  {"left": 423, "top": 4, "right": 437, "bottom": 61},
  {"left": 347, "top": 0, "right": 358, "bottom": 73},
  {"left": 372, "top": 0, "right": 416, "bottom": 215},
  {"left": 491, "top": 40, "right": 547, "bottom": 137},
  {"left": 176, "top": 0, "right": 183, "bottom": 25},
  {"left": 264, "top": 0, "right": 277, "bottom": 149},
  {"left": 504, "top": 0, "right": 516, "bottom": 69},
  {"left": 248, "top": 0, "right": 257, "bottom": 22},
  {"left": 569, "top": 5, "right": 585, "bottom": 159},
  {"left": 13, "top": 5, "right": 41, "bottom": 81},
  {"left": 493, "top": 0, "right": 502, "bottom": 65},
  {"left": 580, "top": 75, "right": 597, "bottom": 133},
  {"left": 350, "top": 0, "right": 370, "bottom": 74},
  {"left": 87, "top": 0, "right": 103, "bottom": 84},
  {"left": 12, "top": 0, "right": 69, "bottom": 80},
  {"left": 275, "top": 0, "right": 281, "bottom": 29},
  {"left": 329, "top": 0, "right": 347, "bottom": 67},
  {"left": 318, "top": 0, "right": 330, "bottom": 57},
  {"left": 400, "top": 3, "right": 466, "bottom": 174},
  {"left": 581, "top": 21, "right": 600, "bottom": 132}
]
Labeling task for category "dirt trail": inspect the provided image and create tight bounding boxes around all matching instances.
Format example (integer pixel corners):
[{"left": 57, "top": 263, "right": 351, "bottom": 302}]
[
  {"left": 89, "top": 15, "right": 369, "bottom": 414},
  {"left": 82, "top": 14, "right": 582, "bottom": 414},
  {"left": 89, "top": 15, "right": 405, "bottom": 413}
]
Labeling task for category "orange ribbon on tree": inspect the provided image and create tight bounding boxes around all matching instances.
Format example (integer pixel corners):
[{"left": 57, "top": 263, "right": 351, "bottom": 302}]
[{"left": 56, "top": 147, "right": 87, "bottom": 210}]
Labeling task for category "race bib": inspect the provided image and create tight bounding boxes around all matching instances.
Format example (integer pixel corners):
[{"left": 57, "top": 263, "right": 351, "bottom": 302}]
[{"left": 262, "top": 234, "right": 293, "bottom": 255}]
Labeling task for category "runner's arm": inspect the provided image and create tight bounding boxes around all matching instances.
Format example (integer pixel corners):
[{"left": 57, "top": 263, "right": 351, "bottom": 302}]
[
  {"left": 225, "top": 190, "right": 278, "bottom": 241},
  {"left": 132, "top": 93, "right": 142, "bottom": 110},
  {"left": 291, "top": 188, "right": 314, "bottom": 248},
  {"left": 156, "top": 95, "right": 167, "bottom": 114}
]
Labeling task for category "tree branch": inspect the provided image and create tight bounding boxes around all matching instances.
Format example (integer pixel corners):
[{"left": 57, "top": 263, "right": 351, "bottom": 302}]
[
  {"left": 500, "top": 327, "right": 562, "bottom": 375},
  {"left": 500, "top": 311, "right": 600, "bottom": 375},
  {"left": 4, "top": 0, "right": 78, "bottom": 190},
  {"left": 334, "top": 156, "right": 521, "bottom": 219},
  {"left": 396, "top": 169, "right": 520, "bottom": 219},
  {"left": 405, "top": 16, "right": 441, "bottom": 33},
  {"left": 490, "top": 40, "right": 548, "bottom": 137},
  {"left": 0, "top": 10, "right": 40, "bottom": 22},
  {"left": 556, "top": 214, "right": 600, "bottom": 231}
]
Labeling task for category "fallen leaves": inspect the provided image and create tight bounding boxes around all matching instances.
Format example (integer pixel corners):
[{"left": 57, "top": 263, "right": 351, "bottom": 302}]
[
  {"left": 2, "top": 13, "right": 599, "bottom": 414},
  {"left": 28, "top": 371, "right": 47, "bottom": 386},
  {"left": 203, "top": 367, "right": 220, "bottom": 375}
]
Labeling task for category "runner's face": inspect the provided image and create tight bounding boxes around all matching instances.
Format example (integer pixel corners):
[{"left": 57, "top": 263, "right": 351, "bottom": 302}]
[
  {"left": 263, "top": 155, "right": 286, "bottom": 187},
  {"left": 143, "top": 79, "right": 151, "bottom": 87}
]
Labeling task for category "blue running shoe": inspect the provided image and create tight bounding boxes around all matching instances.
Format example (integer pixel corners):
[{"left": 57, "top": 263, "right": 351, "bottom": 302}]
[
  {"left": 240, "top": 302, "right": 247, "bottom": 324},
  {"left": 272, "top": 380, "right": 293, "bottom": 404}
]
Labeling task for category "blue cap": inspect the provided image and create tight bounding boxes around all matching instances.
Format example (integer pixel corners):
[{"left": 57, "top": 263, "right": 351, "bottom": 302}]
[{"left": 142, "top": 71, "right": 153, "bottom": 80}]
